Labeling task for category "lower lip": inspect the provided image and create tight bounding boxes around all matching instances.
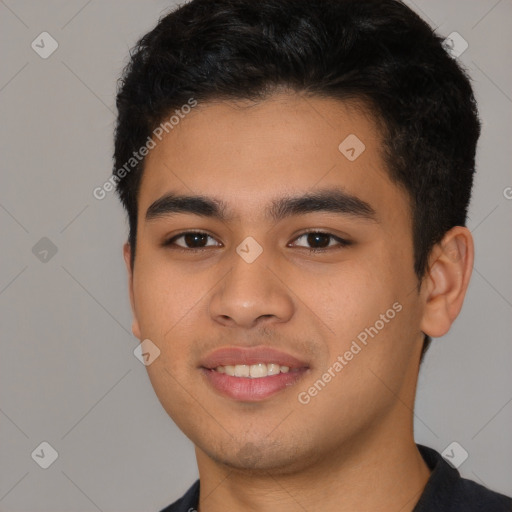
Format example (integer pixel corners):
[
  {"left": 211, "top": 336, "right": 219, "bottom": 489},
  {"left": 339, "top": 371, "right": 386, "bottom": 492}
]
[{"left": 201, "top": 368, "right": 308, "bottom": 401}]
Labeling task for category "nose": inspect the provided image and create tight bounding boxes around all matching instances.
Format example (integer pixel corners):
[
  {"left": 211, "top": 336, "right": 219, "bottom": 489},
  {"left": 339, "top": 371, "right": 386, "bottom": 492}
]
[{"left": 208, "top": 248, "right": 295, "bottom": 329}]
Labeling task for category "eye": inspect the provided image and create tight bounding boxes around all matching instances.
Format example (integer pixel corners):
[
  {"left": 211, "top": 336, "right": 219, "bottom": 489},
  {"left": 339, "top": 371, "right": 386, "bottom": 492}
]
[
  {"left": 290, "top": 231, "right": 351, "bottom": 251},
  {"left": 162, "top": 230, "right": 351, "bottom": 252},
  {"left": 163, "top": 231, "right": 221, "bottom": 251}
]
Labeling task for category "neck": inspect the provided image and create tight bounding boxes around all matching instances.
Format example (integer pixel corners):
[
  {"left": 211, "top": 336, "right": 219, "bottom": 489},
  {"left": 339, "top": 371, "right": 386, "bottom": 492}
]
[{"left": 194, "top": 407, "right": 431, "bottom": 512}]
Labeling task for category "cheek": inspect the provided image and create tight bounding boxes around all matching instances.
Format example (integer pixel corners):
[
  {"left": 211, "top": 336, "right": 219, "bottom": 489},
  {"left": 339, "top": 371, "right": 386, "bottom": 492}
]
[
  {"left": 132, "top": 255, "right": 204, "bottom": 339},
  {"left": 292, "top": 259, "right": 396, "bottom": 345},
  {"left": 131, "top": 255, "right": 214, "bottom": 383},
  {"left": 132, "top": 260, "right": 202, "bottom": 421},
  {"left": 298, "top": 249, "right": 418, "bottom": 379}
]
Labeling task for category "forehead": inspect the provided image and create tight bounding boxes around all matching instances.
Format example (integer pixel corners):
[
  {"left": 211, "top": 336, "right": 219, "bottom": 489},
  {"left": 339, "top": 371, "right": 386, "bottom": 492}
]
[{"left": 138, "top": 92, "right": 411, "bottom": 228}]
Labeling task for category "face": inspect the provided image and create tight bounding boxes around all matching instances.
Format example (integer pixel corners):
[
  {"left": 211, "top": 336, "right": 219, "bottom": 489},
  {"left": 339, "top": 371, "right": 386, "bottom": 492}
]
[{"left": 124, "top": 91, "right": 428, "bottom": 475}]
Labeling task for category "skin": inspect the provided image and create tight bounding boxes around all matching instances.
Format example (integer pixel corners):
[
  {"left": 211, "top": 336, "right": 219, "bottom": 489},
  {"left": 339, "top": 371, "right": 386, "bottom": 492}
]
[{"left": 123, "top": 90, "right": 474, "bottom": 512}]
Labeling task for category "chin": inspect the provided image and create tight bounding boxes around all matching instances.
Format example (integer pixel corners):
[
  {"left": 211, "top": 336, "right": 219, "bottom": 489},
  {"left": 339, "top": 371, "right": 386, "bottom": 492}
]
[{"left": 201, "top": 436, "right": 319, "bottom": 475}]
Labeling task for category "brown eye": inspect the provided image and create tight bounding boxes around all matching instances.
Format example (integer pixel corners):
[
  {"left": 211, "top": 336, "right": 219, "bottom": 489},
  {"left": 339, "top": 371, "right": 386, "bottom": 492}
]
[
  {"left": 291, "top": 231, "right": 351, "bottom": 251},
  {"left": 164, "top": 231, "right": 220, "bottom": 250}
]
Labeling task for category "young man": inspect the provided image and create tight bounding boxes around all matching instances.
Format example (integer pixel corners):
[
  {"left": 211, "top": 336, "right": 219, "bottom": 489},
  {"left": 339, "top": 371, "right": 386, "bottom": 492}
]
[{"left": 113, "top": 0, "right": 512, "bottom": 510}]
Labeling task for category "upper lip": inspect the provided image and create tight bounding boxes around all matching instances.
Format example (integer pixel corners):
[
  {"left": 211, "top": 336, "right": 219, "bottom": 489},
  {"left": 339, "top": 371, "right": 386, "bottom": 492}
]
[{"left": 200, "top": 346, "right": 310, "bottom": 370}]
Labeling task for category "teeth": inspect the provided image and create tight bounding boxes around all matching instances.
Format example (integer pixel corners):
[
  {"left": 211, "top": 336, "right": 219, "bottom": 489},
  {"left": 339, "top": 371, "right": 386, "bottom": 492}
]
[
  {"left": 234, "top": 364, "right": 250, "bottom": 377},
  {"left": 214, "top": 363, "right": 295, "bottom": 378},
  {"left": 249, "top": 363, "right": 267, "bottom": 378},
  {"left": 224, "top": 365, "right": 235, "bottom": 376},
  {"left": 267, "top": 363, "right": 280, "bottom": 376}
]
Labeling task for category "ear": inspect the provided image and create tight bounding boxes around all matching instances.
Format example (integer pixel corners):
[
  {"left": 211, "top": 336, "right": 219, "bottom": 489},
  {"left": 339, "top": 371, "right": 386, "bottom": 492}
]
[
  {"left": 419, "top": 226, "right": 474, "bottom": 338},
  {"left": 123, "top": 242, "right": 142, "bottom": 340}
]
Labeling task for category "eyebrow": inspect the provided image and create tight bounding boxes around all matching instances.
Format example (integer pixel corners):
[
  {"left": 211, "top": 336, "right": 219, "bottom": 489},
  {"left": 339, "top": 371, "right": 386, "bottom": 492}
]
[{"left": 145, "top": 188, "right": 378, "bottom": 224}]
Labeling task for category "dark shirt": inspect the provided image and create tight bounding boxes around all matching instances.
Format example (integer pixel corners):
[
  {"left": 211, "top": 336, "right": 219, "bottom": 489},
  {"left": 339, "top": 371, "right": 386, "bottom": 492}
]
[{"left": 159, "top": 444, "right": 512, "bottom": 511}]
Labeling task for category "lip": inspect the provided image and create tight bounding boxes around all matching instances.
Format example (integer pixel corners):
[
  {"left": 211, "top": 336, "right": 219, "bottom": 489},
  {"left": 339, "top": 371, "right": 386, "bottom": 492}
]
[
  {"left": 200, "top": 346, "right": 309, "bottom": 370},
  {"left": 200, "top": 346, "right": 310, "bottom": 402}
]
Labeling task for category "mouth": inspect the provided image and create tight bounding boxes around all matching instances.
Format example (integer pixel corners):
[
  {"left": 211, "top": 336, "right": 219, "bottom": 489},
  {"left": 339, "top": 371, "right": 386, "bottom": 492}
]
[
  {"left": 200, "top": 346, "right": 310, "bottom": 402},
  {"left": 212, "top": 362, "right": 297, "bottom": 377}
]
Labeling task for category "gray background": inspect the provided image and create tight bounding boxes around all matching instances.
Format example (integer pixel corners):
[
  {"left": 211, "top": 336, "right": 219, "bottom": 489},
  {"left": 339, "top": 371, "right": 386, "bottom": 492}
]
[{"left": 0, "top": 0, "right": 510, "bottom": 510}]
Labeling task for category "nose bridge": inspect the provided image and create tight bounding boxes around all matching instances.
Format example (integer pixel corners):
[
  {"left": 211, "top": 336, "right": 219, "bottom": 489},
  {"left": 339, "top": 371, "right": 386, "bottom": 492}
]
[{"left": 208, "top": 244, "right": 294, "bottom": 328}]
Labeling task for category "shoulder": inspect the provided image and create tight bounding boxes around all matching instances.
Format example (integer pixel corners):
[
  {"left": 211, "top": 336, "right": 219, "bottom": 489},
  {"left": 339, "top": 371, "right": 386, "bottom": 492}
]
[
  {"left": 447, "top": 475, "right": 512, "bottom": 511},
  {"left": 414, "top": 444, "right": 512, "bottom": 512},
  {"left": 159, "top": 480, "right": 200, "bottom": 512}
]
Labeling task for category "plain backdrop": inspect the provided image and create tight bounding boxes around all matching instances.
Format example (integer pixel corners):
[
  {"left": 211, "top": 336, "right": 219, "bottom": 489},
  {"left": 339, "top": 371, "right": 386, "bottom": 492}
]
[{"left": 1, "top": 1, "right": 511, "bottom": 511}]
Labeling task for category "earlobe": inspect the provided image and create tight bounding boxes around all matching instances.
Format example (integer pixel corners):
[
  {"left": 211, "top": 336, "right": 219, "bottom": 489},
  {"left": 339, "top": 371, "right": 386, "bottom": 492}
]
[
  {"left": 123, "top": 242, "right": 142, "bottom": 340},
  {"left": 419, "top": 227, "right": 474, "bottom": 338}
]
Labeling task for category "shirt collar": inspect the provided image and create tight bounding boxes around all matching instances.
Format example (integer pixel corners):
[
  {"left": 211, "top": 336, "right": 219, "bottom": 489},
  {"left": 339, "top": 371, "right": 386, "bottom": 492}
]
[{"left": 412, "top": 443, "right": 461, "bottom": 511}]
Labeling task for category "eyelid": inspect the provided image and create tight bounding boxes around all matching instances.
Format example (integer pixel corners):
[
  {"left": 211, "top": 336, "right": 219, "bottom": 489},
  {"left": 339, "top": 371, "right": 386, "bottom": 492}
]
[
  {"left": 163, "top": 229, "right": 352, "bottom": 251},
  {"left": 163, "top": 231, "right": 221, "bottom": 249},
  {"left": 288, "top": 230, "right": 352, "bottom": 250}
]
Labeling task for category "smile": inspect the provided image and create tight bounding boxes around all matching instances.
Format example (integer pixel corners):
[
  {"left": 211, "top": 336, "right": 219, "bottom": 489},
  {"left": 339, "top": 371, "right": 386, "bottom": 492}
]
[
  {"left": 214, "top": 363, "right": 292, "bottom": 378},
  {"left": 200, "top": 346, "right": 310, "bottom": 401}
]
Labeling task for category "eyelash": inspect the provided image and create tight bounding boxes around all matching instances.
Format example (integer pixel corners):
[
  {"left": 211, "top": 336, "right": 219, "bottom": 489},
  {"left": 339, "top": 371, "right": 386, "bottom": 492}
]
[{"left": 162, "top": 230, "right": 352, "bottom": 253}]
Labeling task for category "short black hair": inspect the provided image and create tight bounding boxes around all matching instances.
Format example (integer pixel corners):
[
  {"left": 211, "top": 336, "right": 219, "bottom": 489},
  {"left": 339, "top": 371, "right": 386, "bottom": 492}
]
[{"left": 113, "top": 0, "right": 481, "bottom": 361}]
